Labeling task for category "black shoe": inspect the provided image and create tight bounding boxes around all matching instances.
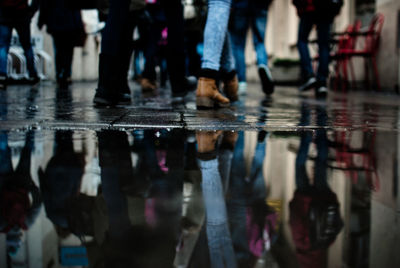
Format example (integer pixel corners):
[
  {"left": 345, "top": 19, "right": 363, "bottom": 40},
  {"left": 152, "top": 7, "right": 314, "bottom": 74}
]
[
  {"left": 299, "top": 76, "right": 317, "bottom": 92},
  {"left": 315, "top": 84, "right": 328, "bottom": 98},
  {"left": 258, "top": 65, "right": 274, "bottom": 95},
  {"left": 184, "top": 76, "right": 197, "bottom": 91}
]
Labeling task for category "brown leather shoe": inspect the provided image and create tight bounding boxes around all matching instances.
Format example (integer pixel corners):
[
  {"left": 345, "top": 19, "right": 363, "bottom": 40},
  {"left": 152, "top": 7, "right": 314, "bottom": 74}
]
[
  {"left": 196, "top": 77, "right": 230, "bottom": 109},
  {"left": 140, "top": 78, "right": 157, "bottom": 92},
  {"left": 222, "top": 75, "right": 239, "bottom": 102}
]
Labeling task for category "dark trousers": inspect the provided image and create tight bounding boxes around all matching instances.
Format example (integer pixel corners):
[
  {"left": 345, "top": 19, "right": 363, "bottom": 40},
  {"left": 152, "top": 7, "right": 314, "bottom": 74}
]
[
  {"left": 0, "top": 22, "right": 37, "bottom": 77},
  {"left": 297, "top": 14, "right": 332, "bottom": 84},
  {"left": 51, "top": 31, "right": 75, "bottom": 81},
  {"left": 160, "top": 0, "right": 186, "bottom": 93}
]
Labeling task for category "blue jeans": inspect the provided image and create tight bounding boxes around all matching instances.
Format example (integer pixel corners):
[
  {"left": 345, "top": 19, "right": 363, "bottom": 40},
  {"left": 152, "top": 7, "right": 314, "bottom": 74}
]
[
  {"left": 297, "top": 14, "right": 332, "bottom": 83},
  {"left": 202, "top": 0, "right": 234, "bottom": 73},
  {"left": 0, "top": 23, "right": 37, "bottom": 77},
  {"left": 198, "top": 158, "right": 237, "bottom": 268},
  {"left": 230, "top": 2, "right": 268, "bottom": 82}
]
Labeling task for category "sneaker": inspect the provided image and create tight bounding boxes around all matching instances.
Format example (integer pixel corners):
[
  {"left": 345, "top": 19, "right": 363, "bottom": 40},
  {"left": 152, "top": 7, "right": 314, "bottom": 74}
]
[
  {"left": 258, "top": 65, "right": 274, "bottom": 95},
  {"left": 238, "top": 82, "right": 247, "bottom": 95},
  {"left": 298, "top": 76, "right": 317, "bottom": 92},
  {"left": 315, "top": 85, "right": 328, "bottom": 98}
]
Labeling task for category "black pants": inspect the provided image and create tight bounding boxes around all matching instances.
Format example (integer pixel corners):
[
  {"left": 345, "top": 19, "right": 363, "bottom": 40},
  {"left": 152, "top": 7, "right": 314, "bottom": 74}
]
[{"left": 51, "top": 31, "right": 76, "bottom": 81}]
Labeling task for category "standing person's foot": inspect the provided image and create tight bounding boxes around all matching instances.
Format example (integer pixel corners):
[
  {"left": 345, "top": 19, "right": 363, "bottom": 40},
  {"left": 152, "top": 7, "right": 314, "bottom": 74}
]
[
  {"left": 315, "top": 81, "right": 328, "bottom": 98},
  {"left": 258, "top": 64, "right": 274, "bottom": 95},
  {"left": 222, "top": 71, "right": 239, "bottom": 102},
  {"left": 184, "top": 76, "right": 197, "bottom": 91},
  {"left": 298, "top": 75, "right": 317, "bottom": 92},
  {"left": 0, "top": 75, "right": 7, "bottom": 90},
  {"left": 196, "top": 78, "right": 230, "bottom": 109}
]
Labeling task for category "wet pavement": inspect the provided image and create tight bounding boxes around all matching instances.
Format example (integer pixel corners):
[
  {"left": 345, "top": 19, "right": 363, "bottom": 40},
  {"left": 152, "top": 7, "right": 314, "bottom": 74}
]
[{"left": 0, "top": 81, "right": 399, "bottom": 268}]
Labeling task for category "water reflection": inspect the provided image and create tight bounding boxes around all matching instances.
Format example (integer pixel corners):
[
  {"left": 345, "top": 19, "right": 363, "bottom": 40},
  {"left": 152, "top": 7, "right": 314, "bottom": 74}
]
[
  {"left": 0, "top": 124, "right": 399, "bottom": 267},
  {"left": 0, "top": 131, "right": 41, "bottom": 257},
  {"left": 290, "top": 104, "right": 343, "bottom": 268}
]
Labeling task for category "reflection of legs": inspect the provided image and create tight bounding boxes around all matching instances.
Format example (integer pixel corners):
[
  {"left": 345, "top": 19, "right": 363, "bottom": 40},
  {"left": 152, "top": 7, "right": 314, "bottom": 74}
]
[
  {"left": 296, "top": 105, "right": 312, "bottom": 190},
  {"left": 314, "top": 107, "right": 329, "bottom": 190},
  {"left": 198, "top": 158, "right": 237, "bottom": 268}
]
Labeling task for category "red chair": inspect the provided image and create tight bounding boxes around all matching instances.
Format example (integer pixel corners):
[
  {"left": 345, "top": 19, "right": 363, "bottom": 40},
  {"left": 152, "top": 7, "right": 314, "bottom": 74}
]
[
  {"left": 335, "top": 14, "right": 385, "bottom": 91},
  {"left": 333, "top": 20, "right": 362, "bottom": 91}
]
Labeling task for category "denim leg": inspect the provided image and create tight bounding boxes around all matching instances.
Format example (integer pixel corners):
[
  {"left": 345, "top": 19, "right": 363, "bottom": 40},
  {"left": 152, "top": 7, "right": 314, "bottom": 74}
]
[
  {"left": 229, "top": 8, "right": 248, "bottom": 82},
  {"left": 198, "top": 158, "right": 237, "bottom": 268},
  {"left": 220, "top": 33, "right": 235, "bottom": 74},
  {"left": 249, "top": 139, "right": 267, "bottom": 200},
  {"left": 15, "top": 23, "right": 37, "bottom": 77},
  {"left": 316, "top": 21, "right": 332, "bottom": 84},
  {"left": 202, "top": 0, "right": 232, "bottom": 71},
  {"left": 251, "top": 8, "right": 268, "bottom": 66},
  {"left": 297, "top": 16, "right": 314, "bottom": 79},
  {"left": 0, "top": 25, "right": 12, "bottom": 76}
]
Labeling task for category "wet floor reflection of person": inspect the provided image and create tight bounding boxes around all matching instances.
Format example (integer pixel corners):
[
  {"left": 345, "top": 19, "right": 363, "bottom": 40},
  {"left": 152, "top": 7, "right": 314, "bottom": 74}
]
[
  {"left": 96, "top": 129, "right": 185, "bottom": 267},
  {"left": 196, "top": 130, "right": 238, "bottom": 268},
  {"left": 195, "top": 130, "right": 277, "bottom": 268},
  {"left": 38, "top": 131, "right": 85, "bottom": 238},
  {"left": 0, "top": 131, "right": 42, "bottom": 259},
  {"left": 289, "top": 103, "right": 343, "bottom": 268}
]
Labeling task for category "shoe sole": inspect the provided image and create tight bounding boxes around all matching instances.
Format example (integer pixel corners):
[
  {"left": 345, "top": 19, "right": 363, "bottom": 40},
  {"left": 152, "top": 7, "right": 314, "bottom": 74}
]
[
  {"left": 258, "top": 68, "right": 274, "bottom": 95},
  {"left": 196, "top": 96, "right": 230, "bottom": 109}
]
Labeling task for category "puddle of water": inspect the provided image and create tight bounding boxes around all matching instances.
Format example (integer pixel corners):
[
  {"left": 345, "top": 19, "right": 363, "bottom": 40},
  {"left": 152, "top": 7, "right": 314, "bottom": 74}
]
[{"left": 0, "top": 125, "right": 399, "bottom": 268}]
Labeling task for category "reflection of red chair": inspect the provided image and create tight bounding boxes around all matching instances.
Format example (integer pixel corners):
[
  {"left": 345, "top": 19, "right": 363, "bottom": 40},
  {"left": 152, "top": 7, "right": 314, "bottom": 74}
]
[
  {"left": 330, "top": 100, "right": 380, "bottom": 191},
  {"left": 334, "top": 14, "right": 385, "bottom": 91}
]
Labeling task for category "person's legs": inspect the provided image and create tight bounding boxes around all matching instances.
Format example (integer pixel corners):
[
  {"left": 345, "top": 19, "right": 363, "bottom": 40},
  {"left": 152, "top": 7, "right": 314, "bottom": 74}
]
[
  {"left": 62, "top": 32, "right": 75, "bottom": 82},
  {"left": 297, "top": 15, "right": 318, "bottom": 92},
  {"left": 94, "top": 0, "right": 130, "bottom": 105},
  {"left": 202, "top": 0, "right": 232, "bottom": 71},
  {"left": 14, "top": 23, "right": 38, "bottom": 79},
  {"left": 0, "top": 25, "right": 12, "bottom": 79},
  {"left": 51, "top": 33, "right": 64, "bottom": 82},
  {"left": 316, "top": 19, "right": 332, "bottom": 95},
  {"left": 196, "top": 0, "right": 232, "bottom": 108},
  {"left": 229, "top": 7, "right": 249, "bottom": 83},
  {"left": 251, "top": 7, "right": 268, "bottom": 67},
  {"left": 160, "top": 0, "right": 192, "bottom": 96}
]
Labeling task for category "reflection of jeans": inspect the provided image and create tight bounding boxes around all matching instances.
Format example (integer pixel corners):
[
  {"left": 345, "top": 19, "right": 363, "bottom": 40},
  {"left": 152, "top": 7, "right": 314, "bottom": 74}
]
[
  {"left": 198, "top": 158, "right": 237, "bottom": 268},
  {"left": 230, "top": 3, "right": 268, "bottom": 82},
  {"left": 227, "top": 132, "right": 267, "bottom": 260},
  {"left": 202, "top": 0, "right": 234, "bottom": 72},
  {"left": 0, "top": 23, "right": 37, "bottom": 77},
  {"left": 296, "top": 104, "right": 329, "bottom": 191},
  {"left": 297, "top": 14, "right": 332, "bottom": 83}
]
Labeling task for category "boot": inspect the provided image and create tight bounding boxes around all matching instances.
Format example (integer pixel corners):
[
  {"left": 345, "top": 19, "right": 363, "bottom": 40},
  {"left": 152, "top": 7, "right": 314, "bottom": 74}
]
[
  {"left": 196, "top": 69, "right": 230, "bottom": 109},
  {"left": 222, "top": 71, "right": 239, "bottom": 102}
]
